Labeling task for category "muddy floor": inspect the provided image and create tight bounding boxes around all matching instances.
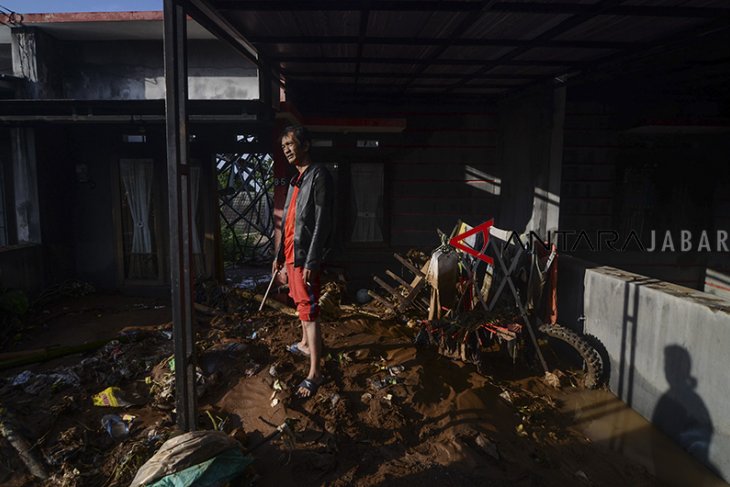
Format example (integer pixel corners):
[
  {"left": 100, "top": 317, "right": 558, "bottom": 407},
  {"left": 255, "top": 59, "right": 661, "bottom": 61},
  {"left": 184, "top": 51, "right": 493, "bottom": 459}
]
[{"left": 0, "top": 291, "right": 723, "bottom": 486}]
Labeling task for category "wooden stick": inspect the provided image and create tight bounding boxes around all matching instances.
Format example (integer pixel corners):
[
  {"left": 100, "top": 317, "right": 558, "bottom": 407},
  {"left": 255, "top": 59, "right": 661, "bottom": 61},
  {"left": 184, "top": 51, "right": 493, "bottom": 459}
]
[
  {"left": 251, "top": 293, "right": 297, "bottom": 316},
  {"left": 0, "top": 408, "right": 48, "bottom": 480},
  {"left": 258, "top": 270, "right": 279, "bottom": 312}
]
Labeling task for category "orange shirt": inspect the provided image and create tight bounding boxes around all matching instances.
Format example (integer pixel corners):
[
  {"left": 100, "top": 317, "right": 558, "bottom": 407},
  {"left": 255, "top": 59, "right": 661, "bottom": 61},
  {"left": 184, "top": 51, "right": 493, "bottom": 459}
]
[{"left": 283, "top": 175, "right": 303, "bottom": 264}]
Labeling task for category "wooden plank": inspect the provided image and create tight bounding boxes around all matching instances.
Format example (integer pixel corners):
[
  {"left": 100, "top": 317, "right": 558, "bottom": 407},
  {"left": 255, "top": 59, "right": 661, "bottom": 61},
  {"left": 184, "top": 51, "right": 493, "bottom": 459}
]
[
  {"left": 394, "top": 253, "right": 425, "bottom": 278},
  {"left": 385, "top": 269, "right": 412, "bottom": 289},
  {"left": 373, "top": 276, "right": 407, "bottom": 304},
  {"left": 367, "top": 290, "right": 396, "bottom": 310}
]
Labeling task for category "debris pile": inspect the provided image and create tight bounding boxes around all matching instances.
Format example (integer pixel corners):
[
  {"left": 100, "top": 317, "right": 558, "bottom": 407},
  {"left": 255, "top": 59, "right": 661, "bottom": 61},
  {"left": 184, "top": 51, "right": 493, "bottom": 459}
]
[{"left": 0, "top": 272, "right": 653, "bottom": 486}]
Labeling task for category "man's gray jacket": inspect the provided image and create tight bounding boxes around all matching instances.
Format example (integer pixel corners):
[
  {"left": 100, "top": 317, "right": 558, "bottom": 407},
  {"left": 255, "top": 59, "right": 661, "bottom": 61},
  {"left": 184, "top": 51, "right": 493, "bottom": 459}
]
[{"left": 276, "top": 163, "right": 334, "bottom": 270}]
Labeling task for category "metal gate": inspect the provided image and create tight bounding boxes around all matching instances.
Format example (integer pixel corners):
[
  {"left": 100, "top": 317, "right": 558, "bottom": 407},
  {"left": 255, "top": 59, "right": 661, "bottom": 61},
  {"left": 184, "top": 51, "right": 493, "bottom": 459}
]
[{"left": 217, "top": 151, "right": 274, "bottom": 265}]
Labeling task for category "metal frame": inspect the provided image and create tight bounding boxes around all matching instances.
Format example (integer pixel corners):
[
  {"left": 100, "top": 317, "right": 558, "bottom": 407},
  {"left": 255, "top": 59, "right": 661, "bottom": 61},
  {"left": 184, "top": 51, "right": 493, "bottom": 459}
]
[
  {"left": 164, "top": 0, "right": 197, "bottom": 431},
  {"left": 163, "top": 0, "right": 270, "bottom": 431}
]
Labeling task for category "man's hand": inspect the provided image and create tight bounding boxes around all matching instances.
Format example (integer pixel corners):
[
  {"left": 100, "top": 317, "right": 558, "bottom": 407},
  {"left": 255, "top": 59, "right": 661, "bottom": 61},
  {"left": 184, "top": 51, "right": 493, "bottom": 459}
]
[
  {"left": 302, "top": 267, "right": 318, "bottom": 286},
  {"left": 272, "top": 259, "right": 282, "bottom": 275}
]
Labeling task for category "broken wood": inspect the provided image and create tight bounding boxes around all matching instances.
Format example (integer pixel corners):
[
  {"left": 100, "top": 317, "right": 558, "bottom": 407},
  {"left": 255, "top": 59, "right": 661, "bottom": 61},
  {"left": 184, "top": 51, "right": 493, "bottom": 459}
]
[
  {"left": 367, "top": 290, "right": 396, "bottom": 311},
  {"left": 385, "top": 270, "right": 412, "bottom": 290},
  {"left": 194, "top": 302, "right": 216, "bottom": 315},
  {"left": 0, "top": 407, "right": 48, "bottom": 480},
  {"left": 394, "top": 253, "right": 425, "bottom": 278},
  {"left": 0, "top": 338, "right": 111, "bottom": 370},
  {"left": 373, "top": 276, "right": 407, "bottom": 304}
]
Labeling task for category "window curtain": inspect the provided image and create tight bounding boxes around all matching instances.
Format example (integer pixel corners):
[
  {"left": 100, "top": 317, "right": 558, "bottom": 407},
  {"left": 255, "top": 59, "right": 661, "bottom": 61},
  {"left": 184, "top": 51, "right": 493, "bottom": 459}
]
[
  {"left": 351, "top": 163, "right": 383, "bottom": 242},
  {"left": 120, "top": 159, "right": 155, "bottom": 279},
  {"left": 120, "top": 159, "right": 154, "bottom": 253}
]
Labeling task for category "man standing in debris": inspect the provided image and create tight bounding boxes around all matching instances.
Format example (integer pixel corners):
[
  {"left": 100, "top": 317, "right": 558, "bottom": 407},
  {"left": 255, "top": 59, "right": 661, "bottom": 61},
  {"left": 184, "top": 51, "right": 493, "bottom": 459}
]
[{"left": 272, "top": 125, "right": 334, "bottom": 399}]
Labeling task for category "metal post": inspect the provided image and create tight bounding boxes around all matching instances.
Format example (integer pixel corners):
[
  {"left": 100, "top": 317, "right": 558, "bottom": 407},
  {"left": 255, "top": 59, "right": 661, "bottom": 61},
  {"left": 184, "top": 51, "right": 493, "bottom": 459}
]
[{"left": 163, "top": 0, "right": 197, "bottom": 431}]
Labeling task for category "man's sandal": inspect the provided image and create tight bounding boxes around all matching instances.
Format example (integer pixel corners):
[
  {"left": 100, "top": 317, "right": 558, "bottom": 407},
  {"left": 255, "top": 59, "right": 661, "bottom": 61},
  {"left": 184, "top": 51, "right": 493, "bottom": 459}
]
[
  {"left": 287, "top": 343, "right": 310, "bottom": 357},
  {"left": 296, "top": 378, "right": 321, "bottom": 399}
]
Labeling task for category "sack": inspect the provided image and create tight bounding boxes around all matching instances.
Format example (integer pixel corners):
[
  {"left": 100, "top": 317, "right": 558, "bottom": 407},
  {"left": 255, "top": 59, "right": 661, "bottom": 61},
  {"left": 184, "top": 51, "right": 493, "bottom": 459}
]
[{"left": 129, "top": 431, "right": 248, "bottom": 487}]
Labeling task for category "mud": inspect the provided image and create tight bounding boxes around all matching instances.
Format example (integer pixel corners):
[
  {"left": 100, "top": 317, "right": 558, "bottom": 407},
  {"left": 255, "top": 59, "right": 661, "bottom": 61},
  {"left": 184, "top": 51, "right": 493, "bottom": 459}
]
[{"left": 1, "top": 292, "right": 726, "bottom": 486}]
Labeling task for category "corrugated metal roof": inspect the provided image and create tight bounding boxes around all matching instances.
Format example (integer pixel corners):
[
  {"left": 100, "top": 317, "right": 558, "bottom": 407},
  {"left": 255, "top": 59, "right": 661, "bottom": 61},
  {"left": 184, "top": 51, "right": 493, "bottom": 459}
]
[
  {"left": 215, "top": 1, "right": 728, "bottom": 99},
  {"left": 14, "top": 5, "right": 730, "bottom": 101},
  {"left": 555, "top": 15, "right": 706, "bottom": 42}
]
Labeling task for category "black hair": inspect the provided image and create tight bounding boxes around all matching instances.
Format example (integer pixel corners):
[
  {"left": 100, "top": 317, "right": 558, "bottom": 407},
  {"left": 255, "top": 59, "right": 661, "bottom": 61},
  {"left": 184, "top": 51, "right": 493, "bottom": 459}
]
[{"left": 280, "top": 125, "right": 311, "bottom": 149}]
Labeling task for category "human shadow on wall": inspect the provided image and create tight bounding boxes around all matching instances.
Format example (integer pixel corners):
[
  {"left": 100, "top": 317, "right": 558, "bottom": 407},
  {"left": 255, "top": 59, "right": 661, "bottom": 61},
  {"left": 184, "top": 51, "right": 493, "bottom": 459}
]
[{"left": 651, "top": 344, "right": 719, "bottom": 477}]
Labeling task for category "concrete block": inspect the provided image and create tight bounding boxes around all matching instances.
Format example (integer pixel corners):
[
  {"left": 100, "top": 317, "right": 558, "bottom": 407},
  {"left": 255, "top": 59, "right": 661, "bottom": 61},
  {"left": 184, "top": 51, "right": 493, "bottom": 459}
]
[{"left": 576, "top": 262, "right": 730, "bottom": 481}]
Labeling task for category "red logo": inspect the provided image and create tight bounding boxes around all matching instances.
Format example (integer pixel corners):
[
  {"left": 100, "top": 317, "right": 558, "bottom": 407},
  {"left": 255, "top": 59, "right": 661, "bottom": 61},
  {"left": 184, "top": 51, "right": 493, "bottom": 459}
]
[{"left": 449, "top": 219, "right": 494, "bottom": 265}]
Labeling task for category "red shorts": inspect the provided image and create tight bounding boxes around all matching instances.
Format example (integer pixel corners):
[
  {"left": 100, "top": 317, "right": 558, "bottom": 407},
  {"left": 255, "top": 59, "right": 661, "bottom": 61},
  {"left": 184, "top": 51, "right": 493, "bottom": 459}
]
[{"left": 286, "top": 263, "right": 320, "bottom": 321}]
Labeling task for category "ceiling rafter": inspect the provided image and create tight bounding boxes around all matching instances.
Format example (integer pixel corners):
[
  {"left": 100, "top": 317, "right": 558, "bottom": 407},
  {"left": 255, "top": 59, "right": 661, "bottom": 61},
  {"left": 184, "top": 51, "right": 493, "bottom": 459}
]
[
  {"left": 271, "top": 55, "right": 578, "bottom": 67},
  {"left": 354, "top": 1, "right": 371, "bottom": 89},
  {"left": 251, "top": 35, "right": 641, "bottom": 50},
  {"left": 399, "top": 0, "right": 499, "bottom": 93},
  {"left": 281, "top": 71, "right": 543, "bottom": 80},
  {"left": 217, "top": 1, "right": 730, "bottom": 19},
  {"left": 445, "top": 0, "right": 626, "bottom": 93}
]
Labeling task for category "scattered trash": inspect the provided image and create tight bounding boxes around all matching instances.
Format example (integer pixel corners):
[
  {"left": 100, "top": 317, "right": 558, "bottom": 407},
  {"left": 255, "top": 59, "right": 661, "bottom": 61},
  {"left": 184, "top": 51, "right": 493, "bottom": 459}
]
[
  {"left": 388, "top": 365, "right": 405, "bottom": 376},
  {"left": 515, "top": 424, "right": 528, "bottom": 437},
  {"left": 575, "top": 470, "right": 590, "bottom": 482},
  {"left": 383, "top": 393, "right": 393, "bottom": 402},
  {"left": 474, "top": 434, "right": 500, "bottom": 460},
  {"left": 356, "top": 289, "right": 372, "bottom": 304},
  {"left": 160, "top": 330, "right": 172, "bottom": 340},
  {"left": 205, "top": 410, "right": 228, "bottom": 431},
  {"left": 499, "top": 390, "right": 513, "bottom": 404},
  {"left": 368, "top": 376, "right": 403, "bottom": 390},
  {"left": 319, "top": 294, "right": 341, "bottom": 320},
  {"left": 543, "top": 371, "right": 561, "bottom": 389},
  {"left": 243, "top": 362, "right": 261, "bottom": 377},
  {"left": 235, "top": 274, "right": 272, "bottom": 290},
  {"left": 101, "top": 414, "right": 131, "bottom": 440},
  {"left": 268, "top": 365, "right": 278, "bottom": 377},
  {"left": 270, "top": 398, "right": 280, "bottom": 407},
  {"left": 11, "top": 370, "right": 32, "bottom": 386},
  {"left": 330, "top": 393, "right": 340, "bottom": 407},
  {"left": 92, "top": 386, "right": 132, "bottom": 407},
  {"left": 361, "top": 392, "right": 373, "bottom": 404},
  {"left": 273, "top": 379, "right": 284, "bottom": 391},
  {"left": 10, "top": 369, "right": 80, "bottom": 395}
]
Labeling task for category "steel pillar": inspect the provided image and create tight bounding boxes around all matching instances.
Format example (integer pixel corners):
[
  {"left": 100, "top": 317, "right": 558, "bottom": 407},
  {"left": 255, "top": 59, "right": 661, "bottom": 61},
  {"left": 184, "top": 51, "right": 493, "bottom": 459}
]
[{"left": 163, "top": 0, "right": 197, "bottom": 431}]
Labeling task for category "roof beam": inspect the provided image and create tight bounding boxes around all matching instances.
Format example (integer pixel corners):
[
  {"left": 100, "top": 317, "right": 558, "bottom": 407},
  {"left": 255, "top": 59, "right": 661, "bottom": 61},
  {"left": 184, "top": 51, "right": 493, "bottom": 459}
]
[
  {"left": 354, "top": 2, "right": 371, "bottom": 88},
  {"left": 250, "top": 35, "right": 639, "bottom": 50},
  {"left": 282, "top": 71, "right": 543, "bottom": 80},
  {"left": 445, "top": 0, "right": 625, "bottom": 93},
  {"left": 401, "top": 1, "right": 499, "bottom": 91},
  {"left": 271, "top": 55, "right": 578, "bottom": 67},
  {"left": 216, "top": 1, "right": 730, "bottom": 18},
  {"left": 183, "top": 0, "right": 258, "bottom": 66}
]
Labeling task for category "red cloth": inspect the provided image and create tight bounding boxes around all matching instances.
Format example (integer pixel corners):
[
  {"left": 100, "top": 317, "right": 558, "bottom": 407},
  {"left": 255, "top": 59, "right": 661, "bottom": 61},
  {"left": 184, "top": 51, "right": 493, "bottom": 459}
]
[
  {"left": 283, "top": 178, "right": 301, "bottom": 264},
  {"left": 286, "top": 263, "right": 320, "bottom": 321}
]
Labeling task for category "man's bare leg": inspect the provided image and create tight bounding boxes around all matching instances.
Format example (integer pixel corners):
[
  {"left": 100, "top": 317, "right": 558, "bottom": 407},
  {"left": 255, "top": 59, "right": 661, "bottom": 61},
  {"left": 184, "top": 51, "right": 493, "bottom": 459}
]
[
  {"left": 298, "top": 320, "right": 322, "bottom": 397},
  {"left": 297, "top": 321, "right": 309, "bottom": 353}
]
